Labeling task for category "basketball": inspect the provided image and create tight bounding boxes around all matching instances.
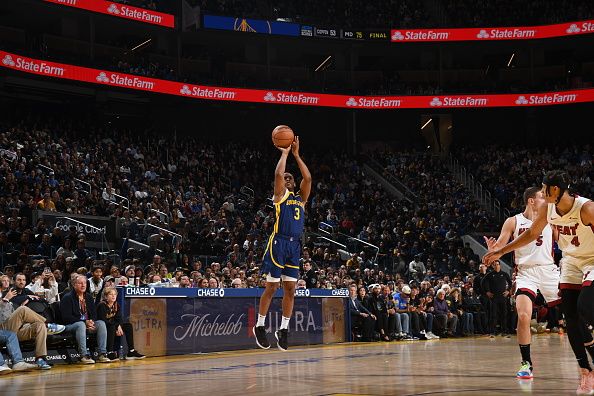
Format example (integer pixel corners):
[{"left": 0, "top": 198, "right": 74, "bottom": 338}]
[{"left": 271, "top": 125, "right": 294, "bottom": 148}]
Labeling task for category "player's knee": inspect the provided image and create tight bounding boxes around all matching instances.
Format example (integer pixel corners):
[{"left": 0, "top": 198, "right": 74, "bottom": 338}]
[{"left": 517, "top": 311, "right": 531, "bottom": 324}]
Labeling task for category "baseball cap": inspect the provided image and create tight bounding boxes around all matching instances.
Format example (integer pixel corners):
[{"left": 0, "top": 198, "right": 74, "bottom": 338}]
[
  {"left": 401, "top": 285, "right": 411, "bottom": 295},
  {"left": 104, "top": 275, "right": 115, "bottom": 283}
]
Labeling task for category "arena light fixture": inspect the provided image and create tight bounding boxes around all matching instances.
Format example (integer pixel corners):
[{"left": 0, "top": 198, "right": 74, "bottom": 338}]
[
  {"left": 315, "top": 55, "right": 332, "bottom": 72},
  {"left": 421, "top": 118, "right": 432, "bottom": 130}
]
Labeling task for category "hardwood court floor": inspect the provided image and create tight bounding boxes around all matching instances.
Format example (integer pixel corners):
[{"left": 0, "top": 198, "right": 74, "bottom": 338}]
[{"left": 0, "top": 334, "right": 583, "bottom": 395}]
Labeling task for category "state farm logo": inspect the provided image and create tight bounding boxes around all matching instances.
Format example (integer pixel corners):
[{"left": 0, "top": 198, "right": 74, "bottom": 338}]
[
  {"left": 566, "top": 24, "right": 581, "bottom": 34},
  {"left": 429, "top": 97, "right": 443, "bottom": 107},
  {"left": 391, "top": 31, "right": 404, "bottom": 41},
  {"left": 515, "top": 95, "right": 528, "bottom": 105},
  {"left": 346, "top": 97, "right": 358, "bottom": 106},
  {"left": 107, "top": 3, "right": 120, "bottom": 14},
  {"left": 477, "top": 29, "right": 489, "bottom": 39},
  {"left": 180, "top": 85, "right": 191, "bottom": 95},
  {"left": 2, "top": 55, "right": 15, "bottom": 67},
  {"left": 96, "top": 72, "right": 109, "bottom": 83},
  {"left": 264, "top": 92, "right": 276, "bottom": 102}
]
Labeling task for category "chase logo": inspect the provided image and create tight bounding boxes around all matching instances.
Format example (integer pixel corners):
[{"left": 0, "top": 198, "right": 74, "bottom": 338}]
[
  {"left": 107, "top": 3, "right": 120, "bottom": 14},
  {"left": 429, "top": 97, "right": 443, "bottom": 107},
  {"left": 294, "top": 289, "right": 311, "bottom": 297},
  {"left": 196, "top": 288, "right": 225, "bottom": 297},
  {"left": 515, "top": 95, "right": 528, "bottom": 105},
  {"left": 96, "top": 72, "right": 109, "bottom": 83},
  {"left": 476, "top": 29, "right": 489, "bottom": 39},
  {"left": 566, "top": 24, "right": 581, "bottom": 34},
  {"left": 331, "top": 289, "right": 349, "bottom": 296},
  {"left": 391, "top": 31, "right": 404, "bottom": 41},
  {"left": 346, "top": 97, "right": 357, "bottom": 106},
  {"left": 180, "top": 85, "right": 192, "bottom": 95},
  {"left": 264, "top": 92, "right": 276, "bottom": 101},
  {"left": 2, "top": 55, "right": 15, "bottom": 67},
  {"left": 125, "top": 287, "right": 156, "bottom": 296}
]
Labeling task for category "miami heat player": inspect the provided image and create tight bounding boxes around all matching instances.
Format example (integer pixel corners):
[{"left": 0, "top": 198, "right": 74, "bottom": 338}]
[
  {"left": 485, "top": 186, "right": 560, "bottom": 380},
  {"left": 485, "top": 170, "right": 594, "bottom": 394}
]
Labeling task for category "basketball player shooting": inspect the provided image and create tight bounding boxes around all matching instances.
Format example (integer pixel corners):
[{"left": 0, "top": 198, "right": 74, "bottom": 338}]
[
  {"left": 484, "top": 187, "right": 560, "bottom": 380},
  {"left": 253, "top": 135, "right": 311, "bottom": 351},
  {"left": 484, "top": 170, "right": 594, "bottom": 394}
]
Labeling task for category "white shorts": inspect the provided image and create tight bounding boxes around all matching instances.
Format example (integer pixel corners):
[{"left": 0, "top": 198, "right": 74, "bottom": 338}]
[
  {"left": 515, "top": 264, "right": 561, "bottom": 305},
  {"left": 559, "top": 256, "right": 594, "bottom": 289}
]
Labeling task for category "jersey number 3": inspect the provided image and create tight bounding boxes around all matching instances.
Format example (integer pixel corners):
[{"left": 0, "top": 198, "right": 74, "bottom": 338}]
[{"left": 294, "top": 208, "right": 300, "bottom": 220}]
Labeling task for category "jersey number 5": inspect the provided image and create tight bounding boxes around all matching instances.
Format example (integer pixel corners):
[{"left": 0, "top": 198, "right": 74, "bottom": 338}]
[
  {"left": 294, "top": 208, "right": 300, "bottom": 220},
  {"left": 535, "top": 236, "right": 543, "bottom": 246}
]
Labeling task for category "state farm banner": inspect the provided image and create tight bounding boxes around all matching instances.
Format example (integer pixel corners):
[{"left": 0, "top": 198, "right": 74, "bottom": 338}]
[
  {"left": 391, "top": 19, "right": 594, "bottom": 42},
  {"left": 42, "top": 0, "right": 175, "bottom": 28},
  {"left": 2, "top": 50, "right": 594, "bottom": 109}
]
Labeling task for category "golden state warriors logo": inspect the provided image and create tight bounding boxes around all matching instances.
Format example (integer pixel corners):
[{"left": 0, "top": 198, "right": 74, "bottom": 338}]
[{"left": 233, "top": 18, "right": 272, "bottom": 34}]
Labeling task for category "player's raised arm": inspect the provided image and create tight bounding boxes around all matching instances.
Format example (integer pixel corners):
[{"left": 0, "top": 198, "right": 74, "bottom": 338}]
[
  {"left": 291, "top": 136, "right": 312, "bottom": 203},
  {"left": 484, "top": 200, "right": 548, "bottom": 264},
  {"left": 582, "top": 201, "right": 594, "bottom": 228},
  {"left": 484, "top": 216, "right": 515, "bottom": 253},
  {"left": 274, "top": 145, "right": 291, "bottom": 203}
]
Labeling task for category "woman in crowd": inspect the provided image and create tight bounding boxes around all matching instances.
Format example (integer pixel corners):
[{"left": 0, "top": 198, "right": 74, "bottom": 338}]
[{"left": 449, "top": 288, "right": 474, "bottom": 336}]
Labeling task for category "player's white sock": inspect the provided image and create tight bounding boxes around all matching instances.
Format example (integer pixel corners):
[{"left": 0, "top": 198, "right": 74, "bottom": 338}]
[
  {"left": 256, "top": 314, "right": 266, "bottom": 327},
  {"left": 280, "top": 316, "right": 290, "bottom": 330}
]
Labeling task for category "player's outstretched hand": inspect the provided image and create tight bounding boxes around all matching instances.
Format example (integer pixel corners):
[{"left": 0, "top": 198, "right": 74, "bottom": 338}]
[
  {"left": 483, "top": 249, "right": 503, "bottom": 265},
  {"left": 276, "top": 144, "right": 292, "bottom": 155},
  {"left": 483, "top": 236, "right": 497, "bottom": 252},
  {"left": 291, "top": 136, "right": 300, "bottom": 157}
]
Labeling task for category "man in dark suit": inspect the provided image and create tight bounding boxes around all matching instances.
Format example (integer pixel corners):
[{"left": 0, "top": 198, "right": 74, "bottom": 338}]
[
  {"left": 349, "top": 284, "right": 376, "bottom": 341},
  {"left": 59, "top": 274, "right": 110, "bottom": 364}
]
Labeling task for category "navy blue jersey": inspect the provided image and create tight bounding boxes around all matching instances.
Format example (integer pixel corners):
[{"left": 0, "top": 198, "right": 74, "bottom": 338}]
[{"left": 274, "top": 190, "right": 305, "bottom": 238}]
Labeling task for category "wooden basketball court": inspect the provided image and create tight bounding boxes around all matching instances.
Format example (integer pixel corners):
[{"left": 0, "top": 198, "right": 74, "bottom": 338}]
[{"left": 0, "top": 334, "right": 581, "bottom": 395}]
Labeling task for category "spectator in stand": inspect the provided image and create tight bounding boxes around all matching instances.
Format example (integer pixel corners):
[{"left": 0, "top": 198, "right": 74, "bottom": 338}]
[
  {"left": 180, "top": 275, "right": 192, "bottom": 288},
  {"left": 465, "top": 287, "right": 487, "bottom": 334},
  {"left": 367, "top": 284, "right": 390, "bottom": 342},
  {"left": 26, "top": 267, "right": 59, "bottom": 303},
  {"left": 97, "top": 287, "right": 145, "bottom": 360},
  {"left": 449, "top": 288, "right": 474, "bottom": 336},
  {"left": 87, "top": 265, "right": 104, "bottom": 303},
  {"left": 0, "top": 289, "right": 65, "bottom": 369},
  {"left": 393, "top": 285, "right": 413, "bottom": 340},
  {"left": 302, "top": 261, "right": 317, "bottom": 288},
  {"left": 433, "top": 289, "right": 458, "bottom": 338},
  {"left": 408, "top": 255, "right": 426, "bottom": 282},
  {"left": 0, "top": 329, "right": 38, "bottom": 372},
  {"left": 59, "top": 275, "right": 110, "bottom": 364},
  {"left": 349, "top": 284, "right": 376, "bottom": 342}
]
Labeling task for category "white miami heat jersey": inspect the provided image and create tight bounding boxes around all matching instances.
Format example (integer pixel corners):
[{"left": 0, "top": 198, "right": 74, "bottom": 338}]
[
  {"left": 513, "top": 213, "right": 554, "bottom": 266},
  {"left": 547, "top": 196, "right": 594, "bottom": 260}
]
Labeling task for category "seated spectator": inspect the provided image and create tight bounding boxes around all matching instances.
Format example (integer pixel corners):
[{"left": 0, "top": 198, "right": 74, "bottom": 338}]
[
  {"left": 0, "top": 275, "right": 10, "bottom": 294},
  {"left": 26, "top": 267, "right": 59, "bottom": 303},
  {"left": 0, "top": 289, "right": 65, "bottom": 370},
  {"left": 0, "top": 329, "right": 38, "bottom": 372},
  {"left": 296, "top": 279, "right": 306, "bottom": 289},
  {"left": 349, "top": 284, "right": 376, "bottom": 341},
  {"left": 87, "top": 265, "right": 104, "bottom": 303},
  {"left": 433, "top": 289, "right": 458, "bottom": 338},
  {"left": 196, "top": 278, "right": 209, "bottom": 288},
  {"left": 449, "top": 288, "right": 474, "bottom": 336},
  {"left": 59, "top": 275, "right": 110, "bottom": 364},
  {"left": 393, "top": 285, "right": 414, "bottom": 340},
  {"left": 97, "top": 287, "right": 145, "bottom": 360},
  {"left": 367, "top": 284, "right": 390, "bottom": 342},
  {"left": 180, "top": 275, "right": 192, "bottom": 288},
  {"left": 56, "top": 239, "right": 74, "bottom": 259}
]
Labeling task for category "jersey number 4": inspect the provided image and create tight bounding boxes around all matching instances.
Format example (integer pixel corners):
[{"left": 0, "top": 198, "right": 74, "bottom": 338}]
[
  {"left": 571, "top": 236, "right": 580, "bottom": 247},
  {"left": 294, "top": 208, "right": 300, "bottom": 220}
]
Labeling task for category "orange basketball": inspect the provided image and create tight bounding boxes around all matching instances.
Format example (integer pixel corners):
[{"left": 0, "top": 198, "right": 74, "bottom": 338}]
[{"left": 271, "top": 125, "right": 295, "bottom": 148}]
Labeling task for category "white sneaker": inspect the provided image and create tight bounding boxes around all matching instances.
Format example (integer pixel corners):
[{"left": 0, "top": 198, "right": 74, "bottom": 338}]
[
  {"left": 0, "top": 364, "right": 12, "bottom": 374},
  {"left": 427, "top": 331, "right": 440, "bottom": 339},
  {"left": 12, "top": 361, "right": 37, "bottom": 371}
]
